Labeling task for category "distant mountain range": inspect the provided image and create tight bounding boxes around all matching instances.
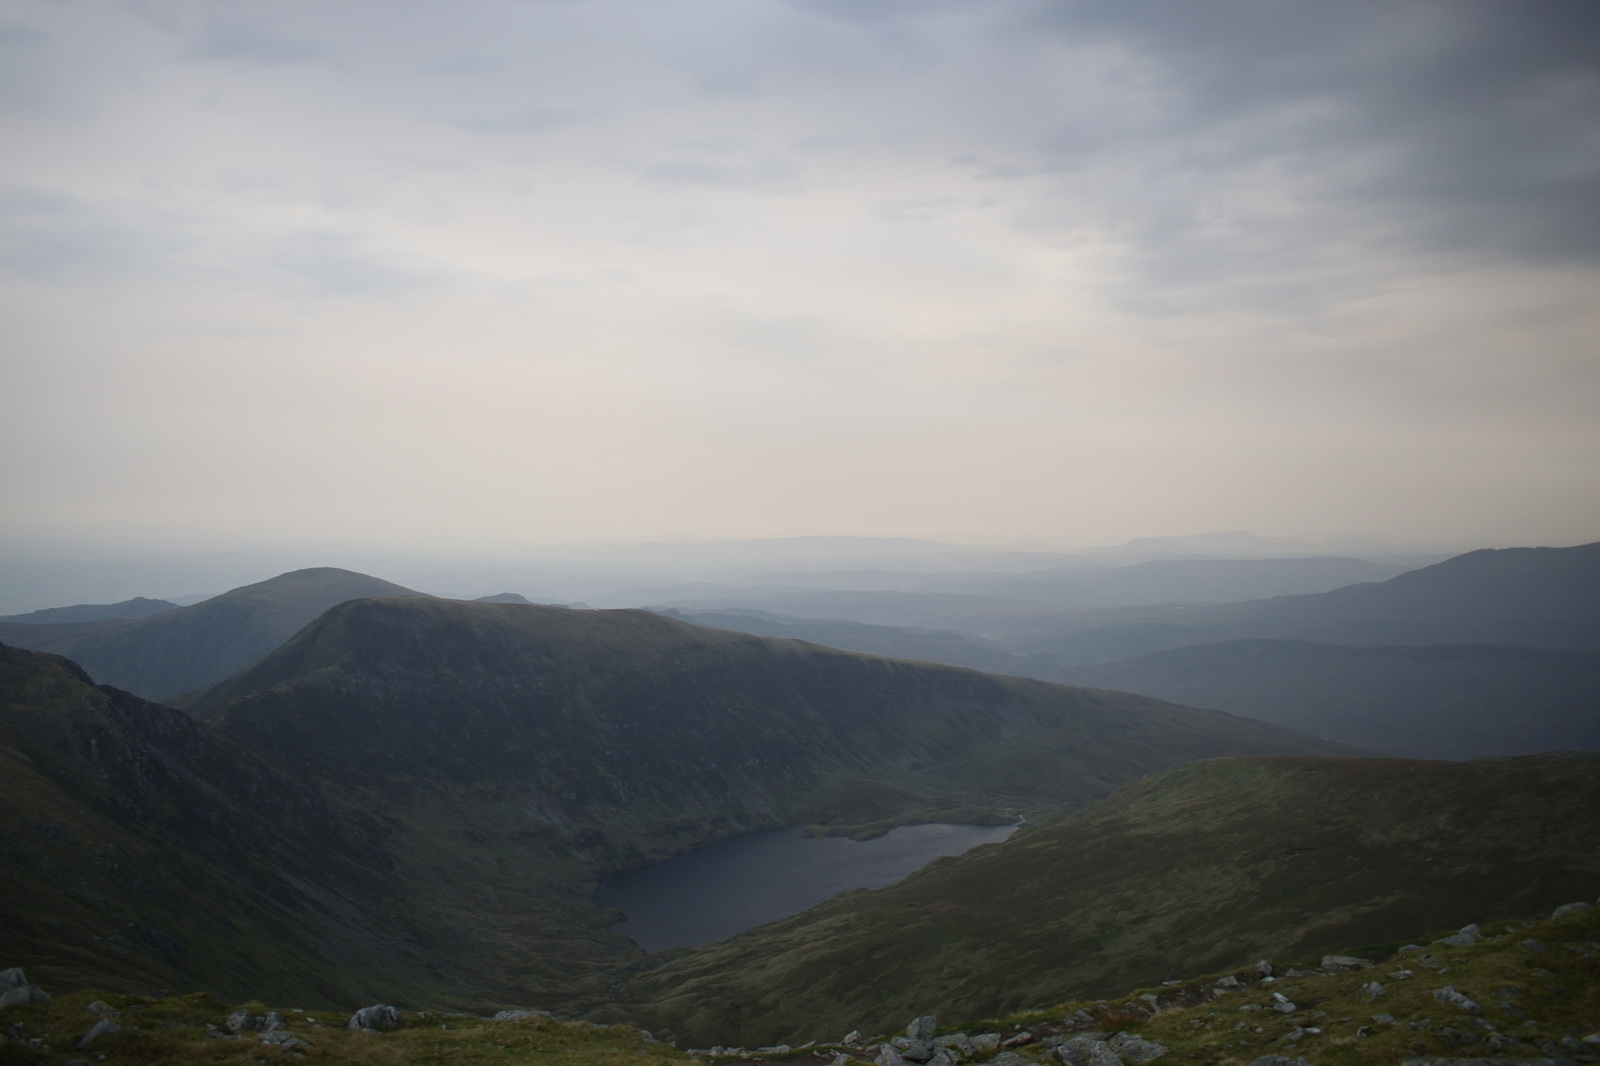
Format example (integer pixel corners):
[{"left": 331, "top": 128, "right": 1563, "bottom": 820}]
[
  {"left": 0, "top": 596, "right": 178, "bottom": 624},
  {"left": 0, "top": 567, "right": 426, "bottom": 700},
  {"left": 670, "top": 542, "right": 1600, "bottom": 760}
]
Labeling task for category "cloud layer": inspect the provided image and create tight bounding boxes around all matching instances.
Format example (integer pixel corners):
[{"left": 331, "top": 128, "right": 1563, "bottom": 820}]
[{"left": 2, "top": 0, "right": 1597, "bottom": 548}]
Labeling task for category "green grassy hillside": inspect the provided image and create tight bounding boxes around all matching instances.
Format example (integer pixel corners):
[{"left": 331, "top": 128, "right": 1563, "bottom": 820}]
[
  {"left": 0, "top": 569, "right": 426, "bottom": 701},
  {"left": 614, "top": 753, "right": 1600, "bottom": 1048},
  {"left": 1064, "top": 639, "right": 1600, "bottom": 758}
]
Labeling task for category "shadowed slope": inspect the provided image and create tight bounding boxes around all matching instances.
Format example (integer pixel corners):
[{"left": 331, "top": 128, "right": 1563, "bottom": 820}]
[
  {"left": 614, "top": 753, "right": 1600, "bottom": 1048},
  {"left": 0, "top": 597, "right": 178, "bottom": 624},
  {"left": 0, "top": 568, "right": 426, "bottom": 701},
  {"left": 185, "top": 598, "right": 1364, "bottom": 856}
]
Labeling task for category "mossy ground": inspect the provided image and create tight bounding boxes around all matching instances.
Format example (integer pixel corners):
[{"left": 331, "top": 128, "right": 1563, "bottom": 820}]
[
  {"left": 6, "top": 905, "right": 1595, "bottom": 1064},
  {"left": 0, "top": 994, "right": 690, "bottom": 1066},
  {"left": 970, "top": 905, "right": 1600, "bottom": 1065}
]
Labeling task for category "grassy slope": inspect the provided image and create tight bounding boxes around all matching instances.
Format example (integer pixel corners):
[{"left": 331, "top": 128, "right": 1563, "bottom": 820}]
[
  {"left": 1065, "top": 639, "right": 1600, "bottom": 758},
  {"left": 614, "top": 753, "right": 1600, "bottom": 1048},
  {"left": 2, "top": 569, "right": 425, "bottom": 701},
  {"left": 3, "top": 897, "right": 1596, "bottom": 1064}
]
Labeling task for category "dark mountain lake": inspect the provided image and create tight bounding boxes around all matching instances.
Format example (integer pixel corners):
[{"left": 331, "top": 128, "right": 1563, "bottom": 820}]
[{"left": 597, "top": 822, "right": 1016, "bottom": 952}]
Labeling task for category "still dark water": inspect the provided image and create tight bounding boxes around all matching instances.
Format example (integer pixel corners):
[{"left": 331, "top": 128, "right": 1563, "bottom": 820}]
[{"left": 596, "top": 822, "right": 1016, "bottom": 953}]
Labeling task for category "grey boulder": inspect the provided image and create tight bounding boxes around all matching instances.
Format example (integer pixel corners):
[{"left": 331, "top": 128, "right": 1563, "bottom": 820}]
[
  {"left": 78, "top": 1018, "right": 126, "bottom": 1047},
  {"left": 908, "top": 1016, "right": 939, "bottom": 1041},
  {"left": 1439, "top": 924, "right": 1483, "bottom": 948},
  {"left": 1109, "top": 1032, "right": 1168, "bottom": 1064},
  {"left": 493, "top": 1009, "right": 553, "bottom": 1022},
  {"left": 1553, "top": 902, "right": 1594, "bottom": 920},
  {"left": 1057, "top": 1037, "right": 1121, "bottom": 1066},
  {"left": 1432, "top": 986, "right": 1483, "bottom": 1014},
  {"left": 348, "top": 1004, "right": 402, "bottom": 1031}
]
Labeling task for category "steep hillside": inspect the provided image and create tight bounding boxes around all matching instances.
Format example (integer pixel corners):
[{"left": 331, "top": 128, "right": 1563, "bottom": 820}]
[
  {"left": 1065, "top": 639, "right": 1600, "bottom": 759},
  {"left": 0, "top": 643, "right": 416, "bottom": 1005},
  {"left": 0, "top": 597, "right": 177, "bottom": 624},
  {"left": 185, "top": 598, "right": 1361, "bottom": 856},
  {"left": 0, "top": 568, "right": 426, "bottom": 700},
  {"left": 614, "top": 753, "right": 1600, "bottom": 1047}
]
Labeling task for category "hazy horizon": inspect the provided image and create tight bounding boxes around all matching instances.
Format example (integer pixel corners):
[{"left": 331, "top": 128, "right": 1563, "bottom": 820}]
[{"left": 4, "top": 2, "right": 1598, "bottom": 550}]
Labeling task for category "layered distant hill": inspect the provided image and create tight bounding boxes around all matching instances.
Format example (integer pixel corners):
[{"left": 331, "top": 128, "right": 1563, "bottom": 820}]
[
  {"left": 0, "top": 596, "right": 178, "bottom": 624},
  {"left": 674, "top": 542, "right": 1600, "bottom": 759},
  {"left": 616, "top": 753, "right": 1600, "bottom": 1047},
  {"left": 1064, "top": 640, "right": 1600, "bottom": 758},
  {"left": 0, "top": 568, "right": 426, "bottom": 700}
]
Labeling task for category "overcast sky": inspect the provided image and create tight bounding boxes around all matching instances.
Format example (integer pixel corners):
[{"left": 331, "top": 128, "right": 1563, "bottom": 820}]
[{"left": 3, "top": 0, "right": 1598, "bottom": 552}]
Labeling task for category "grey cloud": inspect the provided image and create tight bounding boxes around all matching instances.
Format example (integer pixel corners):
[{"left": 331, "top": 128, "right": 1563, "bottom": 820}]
[
  {"left": 641, "top": 153, "right": 803, "bottom": 191},
  {"left": 1013, "top": 0, "right": 1600, "bottom": 268},
  {"left": 456, "top": 105, "right": 597, "bottom": 133},
  {"left": 179, "top": 17, "right": 323, "bottom": 65},
  {"left": 0, "top": 189, "right": 185, "bottom": 284}
]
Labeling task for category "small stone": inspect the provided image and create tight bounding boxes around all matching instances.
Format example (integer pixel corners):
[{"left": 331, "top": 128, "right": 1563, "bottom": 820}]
[
  {"left": 348, "top": 1005, "right": 401, "bottom": 1031},
  {"left": 1254, "top": 961, "right": 1273, "bottom": 976},
  {"left": 225, "top": 1009, "right": 256, "bottom": 1034},
  {"left": 260, "top": 1030, "right": 310, "bottom": 1049},
  {"left": 1371, "top": 1014, "right": 1395, "bottom": 1024},
  {"left": 1553, "top": 902, "right": 1594, "bottom": 919},
  {"left": 1271, "top": 993, "right": 1297, "bottom": 1014},
  {"left": 969, "top": 1034, "right": 1001, "bottom": 1053},
  {"left": 999, "top": 1031, "right": 1034, "bottom": 1048},
  {"left": 1108, "top": 1031, "right": 1168, "bottom": 1064},
  {"left": 1360, "top": 981, "right": 1386, "bottom": 999},
  {"left": 1395, "top": 944, "right": 1422, "bottom": 955},
  {"left": 1245, "top": 1056, "right": 1309, "bottom": 1066},
  {"left": 830, "top": 1054, "right": 852, "bottom": 1066},
  {"left": 1214, "top": 975, "right": 1241, "bottom": 990},
  {"left": 1389, "top": 969, "right": 1414, "bottom": 980},
  {"left": 492, "top": 1010, "right": 552, "bottom": 1022},
  {"left": 77, "top": 1018, "right": 125, "bottom": 1047},
  {"left": 1431, "top": 985, "right": 1483, "bottom": 1014},
  {"left": 907, "top": 1016, "right": 938, "bottom": 1041},
  {"left": 85, "top": 1001, "right": 116, "bottom": 1015},
  {"left": 927, "top": 1050, "right": 958, "bottom": 1066},
  {"left": 1065, "top": 1010, "right": 1096, "bottom": 1028},
  {"left": 896, "top": 1039, "right": 934, "bottom": 1061},
  {"left": 877, "top": 1043, "right": 905, "bottom": 1066},
  {"left": 842, "top": 1031, "right": 862, "bottom": 1046},
  {"left": 0, "top": 969, "right": 26, "bottom": 993},
  {"left": 756, "top": 1046, "right": 792, "bottom": 1055},
  {"left": 1523, "top": 939, "right": 1546, "bottom": 952}
]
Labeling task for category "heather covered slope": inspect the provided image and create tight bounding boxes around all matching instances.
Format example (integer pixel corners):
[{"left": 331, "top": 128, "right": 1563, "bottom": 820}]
[
  {"left": 184, "top": 597, "right": 1363, "bottom": 853},
  {"left": 0, "top": 568, "right": 426, "bottom": 701},
  {"left": 614, "top": 753, "right": 1600, "bottom": 1048}
]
